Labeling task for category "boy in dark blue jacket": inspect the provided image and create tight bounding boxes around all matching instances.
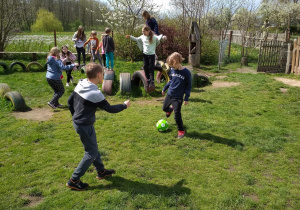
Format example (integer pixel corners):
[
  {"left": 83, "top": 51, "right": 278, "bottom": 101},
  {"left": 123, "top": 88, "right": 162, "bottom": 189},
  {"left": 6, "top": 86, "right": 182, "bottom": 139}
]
[
  {"left": 162, "top": 52, "right": 192, "bottom": 139},
  {"left": 66, "top": 63, "right": 130, "bottom": 191}
]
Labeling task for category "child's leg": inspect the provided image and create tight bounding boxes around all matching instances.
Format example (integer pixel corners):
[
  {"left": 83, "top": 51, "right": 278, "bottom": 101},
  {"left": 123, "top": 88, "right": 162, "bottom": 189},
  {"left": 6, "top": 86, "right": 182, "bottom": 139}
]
[
  {"left": 171, "top": 99, "right": 184, "bottom": 131},
  {"left": 76, "top": 47, "right": 81, "bottom": 65},
  {"left": 82, "top": 47, "right": 86, "bottom": 65},
  {"left": 47, "top": 78, "right": 65, "bottom": 106},
  {"left": 96, "top": 50, "right": 102, "bottom": 66},
  {"left": 143, "top": 54, "right": 151, "bottom": 84},
  {"left": 71, "top": 123, "right": 105, "bottom": 180},
  {"left": 66, "top": 70, "right": 72, "bottom": 83},
  {"left": 105, "top": 53, "right": 109, "bottom": 69},
  {"left": 162, "top": 94, "right": 173, "bottom": 113},
  {"left": 109, "top": 52, "right": 114, "bottom": 69},
  {"left": 102, "top": 54, "right": 106, "bottom": 66},
  {"left": 91, "top": 49, "right": 96, "bottom": 62},
  {"left": 148, "top": 54, "right": 155, "bottom": 84}
]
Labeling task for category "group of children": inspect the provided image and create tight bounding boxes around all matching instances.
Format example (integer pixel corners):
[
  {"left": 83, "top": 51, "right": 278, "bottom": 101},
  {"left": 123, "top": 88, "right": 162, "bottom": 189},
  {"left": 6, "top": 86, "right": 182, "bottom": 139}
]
[{"left": 45, "top": 10, "right": 192, "bottom": 191}]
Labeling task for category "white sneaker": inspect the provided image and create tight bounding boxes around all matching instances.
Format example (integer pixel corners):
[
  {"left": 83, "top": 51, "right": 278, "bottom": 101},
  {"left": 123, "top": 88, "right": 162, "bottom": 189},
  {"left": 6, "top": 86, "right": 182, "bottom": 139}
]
[
  {"left": 66, "top": 83, "right": 69, "bottom": 87},
  {"left": 71, "top": 77, "right": 74, "bottom": 83}
]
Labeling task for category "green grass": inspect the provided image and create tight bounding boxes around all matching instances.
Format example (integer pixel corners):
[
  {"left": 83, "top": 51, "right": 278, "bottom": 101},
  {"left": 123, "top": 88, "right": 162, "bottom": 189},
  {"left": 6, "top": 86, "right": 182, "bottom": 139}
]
[{"left": 0, "top": 59, "right": 300, "bottom": 209}]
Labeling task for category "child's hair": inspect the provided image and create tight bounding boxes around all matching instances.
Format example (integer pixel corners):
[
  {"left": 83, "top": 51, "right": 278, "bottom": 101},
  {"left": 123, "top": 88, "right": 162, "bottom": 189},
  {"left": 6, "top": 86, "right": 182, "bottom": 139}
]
[
  {"left": 76, "top": 25, "right": 86, "bottom": 40},
  {"left": 105, "top": 28, "right": 111, "bottom": 34},
  {"left": 142, "top": 10, "right": 151, "bottom": 19},
  {"left": 142, "top": 26, "right": 153, "bottom": 44},
  {"left": 85, "top": 63, "right": 103, "bottom": 79},
  {"left": 49, "top": 47, "right": 60, "bottom": 58},
  {"left": 91, "top": 30, "right": 97, "bottom": 36},
  {"left": 61, "top": 45, "right": 71, "bottom": 56},
  {"left": 166, "top": 52, "right": 185, "bottom": 66}
]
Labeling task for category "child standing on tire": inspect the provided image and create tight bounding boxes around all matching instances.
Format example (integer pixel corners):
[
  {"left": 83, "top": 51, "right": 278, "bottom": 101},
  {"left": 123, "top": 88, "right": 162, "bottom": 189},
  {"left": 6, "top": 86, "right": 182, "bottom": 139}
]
[
  {"left": 125, "top": 25, "right": 166, "bottom": 88},
  {"left": 102, "top": 28, "right": 115, "bottom": 71},
  {"left": 162, "top": 52, "right": 192, "bottom": 139},
  {"left": 83, "top": 31, "right": 102, "bottom": 66},
  {"left": 60, "top": 45, "right": 77, "bottom": 87},
  {"left": 66, "top": 63, "right": 130, "bottom": 191},
  {"left": 46, "top": 47, "right": 78, "bottom": 109}
]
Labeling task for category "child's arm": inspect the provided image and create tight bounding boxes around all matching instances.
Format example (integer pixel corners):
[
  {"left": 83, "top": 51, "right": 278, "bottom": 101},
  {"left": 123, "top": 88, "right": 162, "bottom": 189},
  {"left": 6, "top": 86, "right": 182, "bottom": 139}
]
[
  {"left": 68, "top": 92, "right": 75, "bottom": 115},
  {"left": 83, "top": 38, "right": 90, "bottom": 47},
  {"left": 56, "top": 59, "right": 75, "bottom": 71},
  {"left": 69, "top": 52, "right": 77, "bottom": 62},
  {"left": 97, "top": 99, "right": 130, "bottom": 113},
  {"left": 72, "top": 32, "right": 77, "bottom": 41},
  {"left": 184, "top": 71, "right": 192, "bottom": 104}
]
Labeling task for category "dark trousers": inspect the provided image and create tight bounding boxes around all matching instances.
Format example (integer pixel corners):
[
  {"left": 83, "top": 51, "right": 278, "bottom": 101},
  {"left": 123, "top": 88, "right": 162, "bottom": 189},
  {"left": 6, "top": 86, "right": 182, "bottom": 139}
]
[
  {"left": 102, "top": 54, "right": 106, "bottom": 66},
  {"left": 46, "top": 78, "right": 65, "bottom": 106},
  {"left": 143, "top": 54, "right": 155, "bottom": 83},
  {"left": 76, "top": 47, "right": 86, "bottom": 65},
  {"left": 71, "top": 123, "right": 105, "bottom": 180},
  {"left": 65, "top": 61, "right": 72, "bottom": 83},
  {"left": 91, "top": 49, "right": 102, "bottom": 65},
  {"left": 162, "top": 94, "right": 184, "bottom": 131}
]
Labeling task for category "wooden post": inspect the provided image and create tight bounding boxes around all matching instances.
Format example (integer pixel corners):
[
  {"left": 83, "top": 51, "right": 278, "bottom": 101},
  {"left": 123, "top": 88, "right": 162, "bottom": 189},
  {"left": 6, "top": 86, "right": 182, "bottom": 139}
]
[
  {"left": 54, "top": 30, "right": 57, "bottom": 47},
  {"left": 285, "top": 43, "right": 292, "bottom": 74},
  {"left": 291, "top": 39, "right": 297, "bottom": 74},
  {"left": 228, "top": 30, "right": 233, "bottom": 57},
  {"left": 297, "top": 37, "right": 300, "bottom": 75}
]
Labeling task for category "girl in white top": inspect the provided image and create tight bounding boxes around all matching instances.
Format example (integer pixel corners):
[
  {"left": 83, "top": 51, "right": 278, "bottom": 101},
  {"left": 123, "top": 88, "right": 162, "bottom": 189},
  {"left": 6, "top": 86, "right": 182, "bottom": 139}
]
[
  {"left": 72, "top": 25, "right": 87, "bottom": 66},
  {"left": 126, "top": 26, "right": 166, "bottom": 87}
]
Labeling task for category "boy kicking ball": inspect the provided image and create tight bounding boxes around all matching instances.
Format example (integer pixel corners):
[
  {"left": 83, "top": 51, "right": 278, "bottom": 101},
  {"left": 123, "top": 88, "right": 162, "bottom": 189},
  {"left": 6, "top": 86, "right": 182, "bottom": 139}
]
[{"left": 66, "top": 63, "right": 130, "bottom": 190}]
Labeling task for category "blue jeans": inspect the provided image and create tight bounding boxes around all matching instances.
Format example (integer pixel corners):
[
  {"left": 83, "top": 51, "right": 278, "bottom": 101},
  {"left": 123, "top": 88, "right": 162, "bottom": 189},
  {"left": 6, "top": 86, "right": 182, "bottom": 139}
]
[
  {"left": 105, "top": 52, "right": 114, "bottom": 69},
  {"left": 71, "top": 123, "right": 105, "bottom": 180}
]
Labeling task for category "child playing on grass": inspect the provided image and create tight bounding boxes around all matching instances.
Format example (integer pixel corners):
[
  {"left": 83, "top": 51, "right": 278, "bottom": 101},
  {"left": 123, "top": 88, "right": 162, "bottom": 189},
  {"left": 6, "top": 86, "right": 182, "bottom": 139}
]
[
  {"left": 125, "top": 25, "right": 166, "bottom": 88},
  {"left": 162, "top": 52, "right": 192, "bottom": 139},
  {"left": 99, "top": 34, "right": 106, "bottom": 67},
  {"left": 142, "top": 10, "right": 160, "bottom": 35},
  {"left": 102, "top": 28, "right": 115, "bottom": 70},
  {"left": 60, "top": 45, "right": 77, "bottom": 87},
  {"left": 72, "top": 25, "right": 86, "bottom": 66},
  {"left": 84, "top": 31, "right": 103, "bottom": 66},
  {"left": 66, "top": 63, "right": 130, "bottom": 191},
  {"left": 46, "top": 47, "right": 78, "bottom": 109}
]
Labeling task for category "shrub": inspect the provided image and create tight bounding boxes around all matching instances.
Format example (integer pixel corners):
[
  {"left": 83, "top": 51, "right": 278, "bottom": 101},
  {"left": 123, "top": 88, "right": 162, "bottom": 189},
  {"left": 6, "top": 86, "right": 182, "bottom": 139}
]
[
  {"left": 156, "top": 23, "right": 189, "bottom": 61},
  {"left": 31, "top": 9, "right": 64, "bottom": 32},
  {"left": 114, "top": 33, "right": 143, "bottom": 61},
  {"left": 200, "top": 36, "right": 219, "bottom": 65}
]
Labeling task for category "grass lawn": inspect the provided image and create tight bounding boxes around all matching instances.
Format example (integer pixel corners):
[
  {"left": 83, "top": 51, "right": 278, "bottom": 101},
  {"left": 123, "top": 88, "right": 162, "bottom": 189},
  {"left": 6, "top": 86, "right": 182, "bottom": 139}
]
[{"left": 0, "top": 59, "right": 300, "bottom": 209}]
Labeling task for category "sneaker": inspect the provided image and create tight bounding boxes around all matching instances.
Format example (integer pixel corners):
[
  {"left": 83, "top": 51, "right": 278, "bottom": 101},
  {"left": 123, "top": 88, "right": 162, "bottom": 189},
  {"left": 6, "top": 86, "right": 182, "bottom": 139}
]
[
  {"left": 96, "top": 169, "right": 115, "bottom": 180},
  {"left": 66, "top": 179, "right": 89, "bottom": 191},
  {"left": 47, "top": 102, "right": 57, "bottom": 109},
  {"left": 57, "top": 104, "right": 64, "bottom": 108},
  {"left": 66, "top": 82, "right": 69, "bottom": 87},
  {"left": 149, "top": 81, "right": 155, "bottom": 88},
  {"left": 166, "top": 106, "right": 173, "bottom": 118},
  {"left": 178, "top": 131, "right": 185, "bottom": 139},
  {"left": 70, "top": 76, "right": 74, "bottom": 83}
]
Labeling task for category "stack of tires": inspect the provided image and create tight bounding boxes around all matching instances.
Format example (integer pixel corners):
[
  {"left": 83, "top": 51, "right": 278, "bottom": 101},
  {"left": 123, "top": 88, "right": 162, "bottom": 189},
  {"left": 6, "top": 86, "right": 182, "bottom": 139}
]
[
  {"left": 0, "top": 83, "right": 27, "bottom": 111},
  {"left": 102, "top": 70, "right": 115, "bottom": 95}
]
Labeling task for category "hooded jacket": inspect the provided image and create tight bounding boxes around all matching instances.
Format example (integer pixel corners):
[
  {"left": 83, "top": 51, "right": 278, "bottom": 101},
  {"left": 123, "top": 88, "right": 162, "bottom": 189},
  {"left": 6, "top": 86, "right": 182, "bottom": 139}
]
[
  {"left": 46, "top": 56, "right": 75, "bottom": 80},
  {"left": 68, "top": 79, "right": 127, "bottom": 125}
]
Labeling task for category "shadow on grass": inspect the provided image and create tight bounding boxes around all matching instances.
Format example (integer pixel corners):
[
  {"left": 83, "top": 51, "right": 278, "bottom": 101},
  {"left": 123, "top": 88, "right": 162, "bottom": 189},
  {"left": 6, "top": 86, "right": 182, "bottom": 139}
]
[
  {"left": 187, "top": 132, "right": 244, "bottom": 149},
  {"left": 189, "top": 98, "right": 212, "bottom": 104},
  {"left": 89, "top": 177, "right": 191, "bottom": 196}
]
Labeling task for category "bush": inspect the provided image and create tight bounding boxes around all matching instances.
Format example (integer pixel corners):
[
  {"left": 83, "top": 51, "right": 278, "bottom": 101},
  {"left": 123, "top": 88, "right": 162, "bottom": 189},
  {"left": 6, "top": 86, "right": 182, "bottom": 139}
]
[
  {"left": 200, "top": 36, "right": 219, "bottom": 65},
  {"left": 31, "top": 9, "right": 63, "bottom": 32},
  {"left": 156, "top": 23, "right": 189, "bottom": 61},
  {"left": 114, "top": 33, "right": 143, "bottom": 61}
]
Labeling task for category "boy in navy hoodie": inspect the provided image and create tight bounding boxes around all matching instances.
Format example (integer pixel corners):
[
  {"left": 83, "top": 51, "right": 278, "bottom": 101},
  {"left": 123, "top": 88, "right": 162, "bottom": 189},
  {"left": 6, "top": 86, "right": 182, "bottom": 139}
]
[
  {"left": 162, "top": 52, "right": 192, "bottom": 139},
  {"left": 66, "top": 63, "right": 130, "bottom": 191}
]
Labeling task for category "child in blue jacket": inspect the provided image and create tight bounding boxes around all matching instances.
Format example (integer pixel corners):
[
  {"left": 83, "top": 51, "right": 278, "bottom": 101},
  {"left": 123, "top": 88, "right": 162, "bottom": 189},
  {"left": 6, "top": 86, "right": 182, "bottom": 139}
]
[
  {"left": 46, "top": 47, "right": 78, "bottom": 109},
  {"left": 162, "top": 52, "right": 192, "bottom": 139}
]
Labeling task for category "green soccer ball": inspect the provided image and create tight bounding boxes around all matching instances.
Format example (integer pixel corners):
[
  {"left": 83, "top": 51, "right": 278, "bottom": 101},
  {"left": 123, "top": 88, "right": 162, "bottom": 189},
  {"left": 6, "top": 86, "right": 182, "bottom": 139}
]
[{"left": 156, "top": 119, "right": 169, "bottom": 132}]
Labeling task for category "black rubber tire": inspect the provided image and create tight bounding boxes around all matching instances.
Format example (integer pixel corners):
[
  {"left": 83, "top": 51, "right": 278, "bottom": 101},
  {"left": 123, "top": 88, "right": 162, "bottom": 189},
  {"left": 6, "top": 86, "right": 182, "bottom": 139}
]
[
  {"left": 4, "top": 91, "right": 27, "bottom": 111},
  {"left": 120, "top": 73, "right": 131, "bottom": 93},
  {"left": 0, "top": 83, "right": 11, "bottom": 98},
  {"left": 132, "top": 70, "right": 147, "bottom": 92},
  {"left": 10, "top": 61, "right": 26, "bottom": 72},
  {"left": 0, "top": 62, "right": 9, "bottom": 73},
  {"left": 80, "top": 66, "right": 86, "bottom": 74},
  {"left": 154, "top": 60, "right": 163, "bottom": 71},
  {"left": 104, "top": 70, "right": 115, "bottom": 80},
  {"left": 102, "top": 80, "right": 113, "bottom": 95},
  {"left": 194, "top": 74, "right": 210, "bottom": 87},
  {"left": 26, "top": 62, "right": 44, "bottom": 71}
]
